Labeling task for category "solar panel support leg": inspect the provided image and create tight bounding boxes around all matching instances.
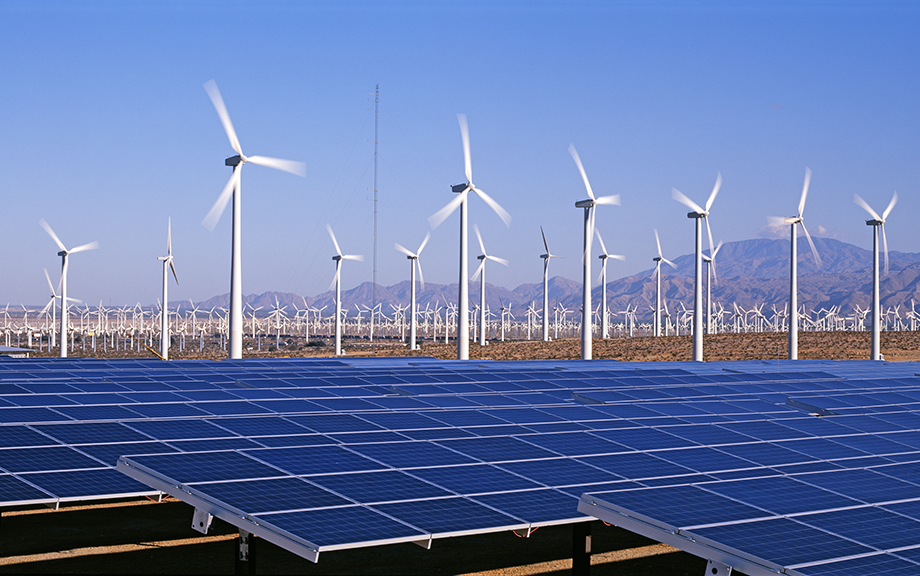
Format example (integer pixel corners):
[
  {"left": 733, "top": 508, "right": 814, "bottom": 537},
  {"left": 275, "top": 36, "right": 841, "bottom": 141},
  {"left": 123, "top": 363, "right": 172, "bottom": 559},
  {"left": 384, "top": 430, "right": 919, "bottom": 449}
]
[
  {"left": 236, "top": 529, "right": 257, "bottom": 575},
  {"left": 191, "top": 508, "right": 213, "bottom": 534},
  {"left": 572, "top": 521, "right": 591, "bottom": 576},
  {"left": 705, "top": 559, "right": 731, "bottom": 575}
]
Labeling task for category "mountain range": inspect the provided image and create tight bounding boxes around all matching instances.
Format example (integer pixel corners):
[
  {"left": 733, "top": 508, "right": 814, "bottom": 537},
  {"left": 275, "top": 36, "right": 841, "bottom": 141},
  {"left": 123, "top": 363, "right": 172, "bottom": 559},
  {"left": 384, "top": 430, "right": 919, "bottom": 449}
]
[{"left": 178, "top": 237, "right": 920, "bottom": 321}]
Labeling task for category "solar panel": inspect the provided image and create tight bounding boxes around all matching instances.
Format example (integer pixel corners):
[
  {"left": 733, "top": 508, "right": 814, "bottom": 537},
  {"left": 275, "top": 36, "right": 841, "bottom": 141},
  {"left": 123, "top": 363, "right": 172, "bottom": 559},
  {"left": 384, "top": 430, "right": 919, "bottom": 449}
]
[{"left": 7, "top": 355, "right": 920, "bottom": 572}]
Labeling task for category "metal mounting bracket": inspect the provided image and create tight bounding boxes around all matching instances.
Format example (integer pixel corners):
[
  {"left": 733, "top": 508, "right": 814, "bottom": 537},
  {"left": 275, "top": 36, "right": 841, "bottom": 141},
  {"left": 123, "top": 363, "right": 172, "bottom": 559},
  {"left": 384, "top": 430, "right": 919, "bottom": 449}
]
[
  {"left": 705, "top": 559, "right": 732, "bottom": 575},
  {"left": 192, "top": 507, "right": 213, "bottom": 534}
]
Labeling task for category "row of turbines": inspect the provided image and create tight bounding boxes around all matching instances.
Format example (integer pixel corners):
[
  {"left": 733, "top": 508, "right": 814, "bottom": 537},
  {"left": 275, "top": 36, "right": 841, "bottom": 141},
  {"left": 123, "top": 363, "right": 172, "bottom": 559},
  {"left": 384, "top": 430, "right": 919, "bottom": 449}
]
[{"left": 33, "top": 81, "right": 901, "bottom": 362}]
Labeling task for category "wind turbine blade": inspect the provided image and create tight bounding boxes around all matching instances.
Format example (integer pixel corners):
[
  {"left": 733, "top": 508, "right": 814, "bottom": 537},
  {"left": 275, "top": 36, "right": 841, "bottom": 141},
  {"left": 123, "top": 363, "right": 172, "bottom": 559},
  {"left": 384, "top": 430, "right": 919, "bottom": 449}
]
[
  {"left": 474, "top": 223, "right": 486, "bottom": 255},
  {"left": 798, "top": 222, "right": 822, "bottom": 269},
  {"left": 854, "top": 194, "right": 881, "bottom": 221},
  {"left": 416, "top": 231, "right": 431, "bottom": 255},
  {"left": 568, "top": 144, "right": 595, "bottom": 200},
  {"left": 458, "top": 114, "right": 472, "bottom": 184},
  {"left": 167, "top": 217, "right": 172, "bottom": 256},
  {"left": 246, "top": 155, "right": 307, "bottom": 177},
  {"left": 489, "top": 255, "right": 510, "bottom": 267},
  {"left": 611, "top": 254, "right": 626, "bottom": 261},
  {"left": 326, "top": 224, "right": 342, "bottom": 256},
  {"left": 594, "top": 194, "right": 621, "bottom": 206},
  {"left": 882, "top": 224, "right": 890, "bottom": 275},
  {"left": 671, "top": 188, "right": 704, "bottom": 214},
  {"left": 471, "top": 260, "right": 485, "bottom": 281},
  {"left": 416, "top": 259, "right": 425, "bottom": 291},
  {"left": 654, "top": 228, "right": 663, "bottom": 258},
  {"left": 343, "top": 254, "right": 364, "bottom": 262},
  {"left": 328, "top": 266, "right": 339, "bottom": 291},
  {"left": 705, "top": 173, "right": 722, "bottom": 212},
  {"left": 472, "top": 187, "right": 511, "bottom": 227},
  {"left": 541, "top": 226, "right": 549, "bottom": 254},
  {"left": 203, "top": 168, "right": 238, "bottom": 231},
  {"left": 428, "top": 191, "right": 465, "bottom": 229},
  {"left": 798, "top": 167, "right": 812, "bottom": 218},
  {"left": 705, "top": 216, "right": 715, "bottom": 262},
  {"left": 768, "top": 216, "right": 791, "bottom": 225},
  {"left": 712, "top": 239, "right": 724, "bottom": 259},
  {"left": 170, "top": 260, "right": 179, "bottom": 284},
  {"left": 596, "top": 228, "right": 608, "bottom": 256},
  {"left": 883, "top": 191, "right": 898, "bottom": 220},
  {"left": 43, "top": 269, "right": 55, "bottom": 295},
  {"left": 394, "top": 242, "right": 415, "bottom": 257},
  {"left": 39, "top": 219, "right": 66, "bottom": 252},
  {"left": 69, "top": 241, "right": 99, "bottom": 254},
  {"left": 203, "top": 80, "right": 243, "bottom": 156}
]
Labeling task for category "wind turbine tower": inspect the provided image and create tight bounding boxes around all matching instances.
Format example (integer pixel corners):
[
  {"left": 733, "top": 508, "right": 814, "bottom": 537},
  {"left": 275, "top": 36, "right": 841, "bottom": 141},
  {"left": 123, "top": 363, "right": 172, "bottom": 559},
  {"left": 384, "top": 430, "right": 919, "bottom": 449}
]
[{"left": 158, "top": 218, "right": 179, "bottom": 360}]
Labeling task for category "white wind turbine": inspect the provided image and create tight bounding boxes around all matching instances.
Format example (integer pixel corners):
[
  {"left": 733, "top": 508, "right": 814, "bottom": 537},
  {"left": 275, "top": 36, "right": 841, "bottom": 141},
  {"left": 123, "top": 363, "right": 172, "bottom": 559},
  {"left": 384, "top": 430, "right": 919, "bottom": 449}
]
[
  {"left": 201, "top": 80, "right": 306, "bottom": 360},
  {"left": 702, "top": 239, "right": 724, "bottom": 335},
  {"left": 472, "top": 224, "right": 509, "bottom": 346},
  {"left": 395, "top": 232, "right": 430, "bottom": 351},
  {"left": 768, "top": 168, "right": 822, "bottom": 359},
  {"left": 157, "top": 218, "right": 179, "bottom": 360},
  {"left": 539, "top": 226, "right": 561, "bottom": 342},
  {"left": 429, "top": 114, "right": 511, "bottom": 360},
  {"left": 651, "top": 229, "right": 677, "bottom": 338},
  {"left": 327, "top": 225, "right": 363, "bottom": 356},
  {"left": 672, "top": 173, "right": 722, "bottom": 361},
  {"left": 595, "top": 229, "right": 625, "bottom": 339},
  {"left": 854, "top": 191, "right": 898, "bottom": 361},
  {"left": 39, "top": 219, "right": 98, "bottom": 358},
  {"left": 570, "top": 144, "right": 620, "bottom": 360}
]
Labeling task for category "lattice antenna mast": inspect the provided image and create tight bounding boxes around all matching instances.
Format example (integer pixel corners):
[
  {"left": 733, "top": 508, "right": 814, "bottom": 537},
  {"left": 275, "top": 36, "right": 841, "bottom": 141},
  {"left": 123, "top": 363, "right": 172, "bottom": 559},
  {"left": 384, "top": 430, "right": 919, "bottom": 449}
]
[{"left": 372, "top": 84, "right": 379, "bottom": 341}]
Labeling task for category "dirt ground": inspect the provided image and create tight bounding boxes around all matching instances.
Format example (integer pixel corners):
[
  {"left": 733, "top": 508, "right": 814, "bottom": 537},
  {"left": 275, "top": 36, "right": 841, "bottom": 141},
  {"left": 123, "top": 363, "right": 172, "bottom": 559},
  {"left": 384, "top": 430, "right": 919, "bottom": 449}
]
[{"left": 5, "top": 331, "right": 919, "bottom": 575}]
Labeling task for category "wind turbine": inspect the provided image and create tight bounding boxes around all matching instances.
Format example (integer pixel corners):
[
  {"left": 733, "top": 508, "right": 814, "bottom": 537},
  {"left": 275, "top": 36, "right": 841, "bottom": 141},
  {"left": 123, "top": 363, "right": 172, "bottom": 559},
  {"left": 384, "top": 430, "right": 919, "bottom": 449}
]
[
  {"left": 854, "top": 191, "right": 898, "bottom": 361},
  {"left": 652, "top": 229, "right": 677, "bottom": 338},
  {"left": 157, "top": 218, "right": 179, "bottom": 360},
  {"left": 429, "top": 114, "right": 511, "bottom": 360},
  {"left": 395, "top": 232, "right": 430, "bottom": 351},
  {"left": 327, "top": 225, "right": 363, "bottom": 356},
  {"left": 672, "top": 173, "right": 722, "bottom": 361},
  {"left": 539, "top": 226, "right": 561, "bottom": 342},
  {"left": 769, "top": 168, "right": 821, "bottom": 359},
  {"left": 201, "top": 80, "right": 306, "bottom": 360},
  {"left": 39, "top": 219, "right": 98, "bottom": 358},
  {"left": 702, "top": 240, "right": 724, "bottom": 335},
  {"left": 595, "top": 229, "right": 624, "bottom": 339},
  {"left": 472, "top": 224, "right": 509, "bottom": 346},
  {"left": 570, "top": 144, "right": 620, "bottom": 360}
]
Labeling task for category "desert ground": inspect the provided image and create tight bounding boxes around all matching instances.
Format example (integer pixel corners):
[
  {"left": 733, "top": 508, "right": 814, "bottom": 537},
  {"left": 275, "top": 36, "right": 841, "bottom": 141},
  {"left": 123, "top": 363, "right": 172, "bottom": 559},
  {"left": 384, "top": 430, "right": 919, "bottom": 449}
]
[{"left": 3, "top": 331, "right": 919, "bottom": 575}]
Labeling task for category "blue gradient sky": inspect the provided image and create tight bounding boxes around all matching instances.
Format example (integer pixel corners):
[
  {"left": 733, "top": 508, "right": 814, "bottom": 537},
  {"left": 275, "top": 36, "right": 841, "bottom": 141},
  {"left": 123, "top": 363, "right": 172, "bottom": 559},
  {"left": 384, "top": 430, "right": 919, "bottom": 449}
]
[{"left": 1, "top": 1, "right": 917, "bottom": 307}]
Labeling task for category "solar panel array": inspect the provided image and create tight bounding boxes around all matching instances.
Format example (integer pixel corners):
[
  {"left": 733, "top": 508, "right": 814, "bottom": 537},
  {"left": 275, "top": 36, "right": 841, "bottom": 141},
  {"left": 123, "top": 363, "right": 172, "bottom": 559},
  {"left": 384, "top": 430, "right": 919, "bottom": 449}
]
[{"left": 4, "top": 356, "right": 920, "bottom": 572}]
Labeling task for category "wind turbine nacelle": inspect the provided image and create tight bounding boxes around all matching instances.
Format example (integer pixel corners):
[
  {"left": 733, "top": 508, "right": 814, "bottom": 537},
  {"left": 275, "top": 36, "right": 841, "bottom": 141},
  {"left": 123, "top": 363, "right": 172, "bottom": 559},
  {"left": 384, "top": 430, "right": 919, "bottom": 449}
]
[
  {"left": 687, "top": 212, "right": 704, "bottom": 219},
  {"left": 866, "top": 219, "right": 883, "bottom": 226},
  {"left": 451, "top": 183, "right": 467, "bottom": 193},
  {"left": 575, "top": 199, "right": 594, "bottom": 209},
  {"left": 225, "top": 155, "right": 243, "bottom": 166}
]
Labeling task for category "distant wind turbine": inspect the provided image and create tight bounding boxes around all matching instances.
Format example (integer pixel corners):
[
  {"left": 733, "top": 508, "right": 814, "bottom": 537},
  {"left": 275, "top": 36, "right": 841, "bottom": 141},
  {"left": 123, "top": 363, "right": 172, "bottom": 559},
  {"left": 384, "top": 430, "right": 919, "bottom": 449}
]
[
  {"left": 39, "top": 219, "right": 98, "bottom": 358},
  {"left": 768, "top": 168, "right": 821, "bottom": 359},
  {"left": 201, "top": 79, "right": 306, "bottom": 360},
  {"left": 672, "top": 173, "right": 722, "bottom": 361},
  {"left": 539, "top": 226, "right": 561, "bottom": 342},
  {"left": 595, "top": 229, "right": 624, "bottom": 340},
  {"left": 472, "top": 224, "right": 509, "bottom": 346},
  {"left": 429, "top": 114, "right": 511, "bottom": 360},
  {"left": 854, "top": 191, "right": 898, "bottom": 361},
  {"left": 702, "top": 239, "right": 724, "bottom": 335},
  {"left": 652, "top": 229, "right": 677, "bottom": 338},
  {"left": 327, "top": 225, "right": 363, "bottom": 356},
  {"left": 395, "top": 232, "right": 430, "bottom": 351},
  {"left": 570, "top": 144, "right": 620, "bottom": 359},
  {"left": 157, "top": 218, "right": 179, "bottom": 360}
]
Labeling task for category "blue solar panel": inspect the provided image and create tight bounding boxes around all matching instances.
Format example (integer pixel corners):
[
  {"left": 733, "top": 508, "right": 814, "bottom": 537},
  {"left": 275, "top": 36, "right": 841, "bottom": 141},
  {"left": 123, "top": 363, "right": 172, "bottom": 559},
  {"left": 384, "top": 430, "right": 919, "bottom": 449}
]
[
  {"left": 373, "top": 497, "right": 522, "bottom": 534},
  {"left": 256, "top": 505, "right": 425, "bottom": 548},
  {"left": 189, "top": 477, "right": 351, "bottom": 513},
  {"left": 244, "top": 445, "right": 387, "bottom": 475},
  {"left": 309, "top": 470, "right": 454, "bottom": 503},
  {"left": 125, "top": 451, "right": 283, "bottom": 483}
]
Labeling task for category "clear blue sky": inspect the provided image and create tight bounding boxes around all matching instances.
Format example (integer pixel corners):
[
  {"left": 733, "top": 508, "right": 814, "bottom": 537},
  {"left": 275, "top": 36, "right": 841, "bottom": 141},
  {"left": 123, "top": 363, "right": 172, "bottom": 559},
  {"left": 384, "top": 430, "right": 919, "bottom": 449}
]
[{"left": 1, "top": 1, "right": 917, "bottom": 307}]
